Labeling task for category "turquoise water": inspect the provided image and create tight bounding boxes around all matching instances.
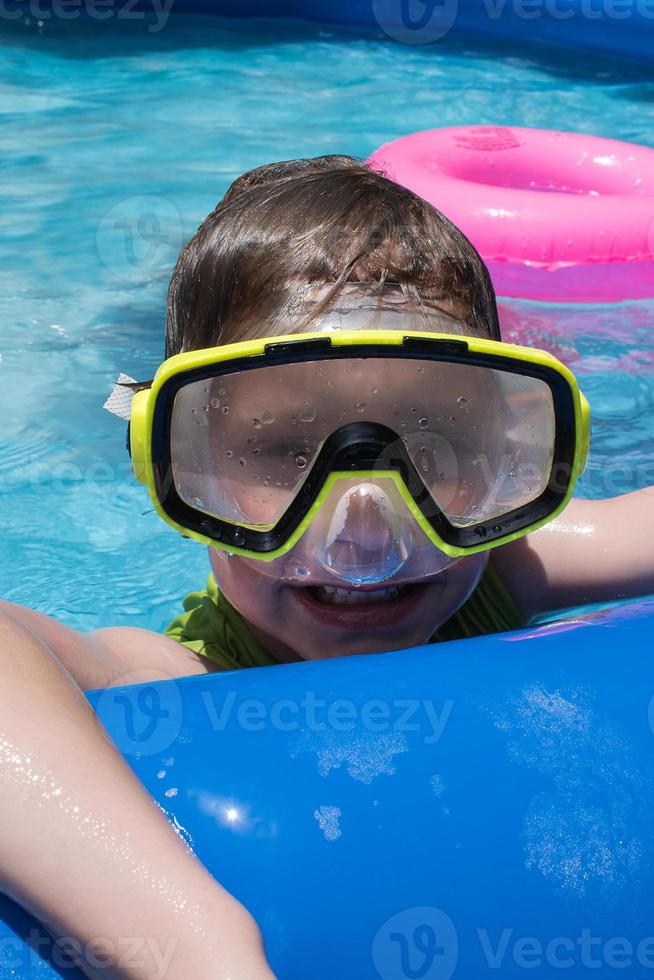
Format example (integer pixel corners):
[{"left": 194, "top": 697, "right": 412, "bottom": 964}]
[{"left": 1, "top": 16, "right": 653, "bottom": 630}]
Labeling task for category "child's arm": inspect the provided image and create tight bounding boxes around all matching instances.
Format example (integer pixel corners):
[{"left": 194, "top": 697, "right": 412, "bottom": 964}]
[
  {"left": 492, "top": 487, "right": 654, "bottom": 622},
  {"left": 0, "top": 608, "right": 275, "bottom": 979}
]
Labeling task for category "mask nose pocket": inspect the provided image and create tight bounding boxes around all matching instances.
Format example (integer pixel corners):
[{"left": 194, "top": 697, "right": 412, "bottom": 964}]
[{"left": 311, "top": 480, "right": 418, "bottom": 586}]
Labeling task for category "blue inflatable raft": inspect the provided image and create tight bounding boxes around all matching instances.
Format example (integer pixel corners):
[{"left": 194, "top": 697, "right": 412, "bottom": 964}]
[{"left": 2, "top": 598, "right": 654, "bottom": 978}]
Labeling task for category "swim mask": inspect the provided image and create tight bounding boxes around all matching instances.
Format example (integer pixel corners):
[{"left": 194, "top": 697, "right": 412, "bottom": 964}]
[{"left": 120, "top": 328, "right": 590, "bottom": 586}]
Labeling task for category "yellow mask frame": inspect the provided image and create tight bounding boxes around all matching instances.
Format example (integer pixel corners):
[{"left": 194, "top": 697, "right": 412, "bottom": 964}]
[{"left": 128, "top": 330, "right": 590, "bottom": 560}]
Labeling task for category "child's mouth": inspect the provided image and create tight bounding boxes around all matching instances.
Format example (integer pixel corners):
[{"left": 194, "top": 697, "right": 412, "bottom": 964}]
[
  {"left": 290, "top": 578, "right": 436, "bottom": 630},
  {"left": 308, "top": 584, "right": 411, "bottom": 605}
]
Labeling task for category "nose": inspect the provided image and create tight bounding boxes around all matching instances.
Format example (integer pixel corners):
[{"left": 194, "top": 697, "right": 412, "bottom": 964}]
[{"left": 312, "top": 482, "right": 415, "bottom": 586}]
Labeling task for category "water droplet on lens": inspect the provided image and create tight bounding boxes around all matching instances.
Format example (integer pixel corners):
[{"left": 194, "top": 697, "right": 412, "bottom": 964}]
[{"left": 419, "top": 417, "right": 429, "bottom": 429}]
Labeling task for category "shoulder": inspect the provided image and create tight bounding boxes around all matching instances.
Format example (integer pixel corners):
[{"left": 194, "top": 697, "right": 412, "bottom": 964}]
[
  {"left": 0, "top": 599, "right": 219, "bottom": 691},
  {"left": 89, "top": 626, "right": 223, "bottom": 684}
]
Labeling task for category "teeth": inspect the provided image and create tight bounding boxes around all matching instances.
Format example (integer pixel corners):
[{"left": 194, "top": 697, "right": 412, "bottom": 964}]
[{"left": 311, "top": 585, "right": 407, "bottom": 605}]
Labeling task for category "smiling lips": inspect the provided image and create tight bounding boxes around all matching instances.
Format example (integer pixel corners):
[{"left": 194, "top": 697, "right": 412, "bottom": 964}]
[
  {"left": 309, "top": 584, "right": 411, "bottom": 605},
  {"left": 291, "top": 577, "right": 438, "bottom": 631}
]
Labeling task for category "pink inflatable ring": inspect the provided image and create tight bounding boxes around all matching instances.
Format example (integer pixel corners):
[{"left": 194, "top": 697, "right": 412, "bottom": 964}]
[{"left": 368, "top": 125, "right": 654, "bottom": 303}]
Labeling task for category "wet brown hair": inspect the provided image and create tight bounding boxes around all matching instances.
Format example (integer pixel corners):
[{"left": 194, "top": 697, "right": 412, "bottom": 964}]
[{"left": 165, "top": 154, "right": 501, "bottom": 358}]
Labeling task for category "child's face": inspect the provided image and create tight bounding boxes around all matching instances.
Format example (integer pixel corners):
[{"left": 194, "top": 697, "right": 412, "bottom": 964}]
[{"left": 205, "top": 320, "right": 491, "bottom": 663}]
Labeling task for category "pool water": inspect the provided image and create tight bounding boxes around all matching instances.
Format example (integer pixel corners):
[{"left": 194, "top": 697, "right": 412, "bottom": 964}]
[{"left": 1, "top": 16, "right": 653, "bottom": 631}]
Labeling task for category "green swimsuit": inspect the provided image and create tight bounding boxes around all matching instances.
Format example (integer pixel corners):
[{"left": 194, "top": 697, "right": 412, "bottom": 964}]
[{"left": 163, "top": 562, "right": 526, "bottom": 671}]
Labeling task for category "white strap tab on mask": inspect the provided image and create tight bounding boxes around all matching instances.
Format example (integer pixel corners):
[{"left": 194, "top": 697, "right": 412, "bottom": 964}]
[{"left": 103, "top": 373, "right": 138, "bottom": 421}]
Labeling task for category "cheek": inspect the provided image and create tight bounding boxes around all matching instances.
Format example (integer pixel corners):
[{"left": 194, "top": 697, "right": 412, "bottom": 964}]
[{"left": 208, "top": 547, "right": 283, "bottom": 625}]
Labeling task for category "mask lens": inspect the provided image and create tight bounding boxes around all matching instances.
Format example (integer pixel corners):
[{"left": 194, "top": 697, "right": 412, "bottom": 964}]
[
  {"left": 168, "top": 355, "right": 556, "bottom": 531},
  {"left": 400, "top": 365, "right": 555, "bottom": 526}
]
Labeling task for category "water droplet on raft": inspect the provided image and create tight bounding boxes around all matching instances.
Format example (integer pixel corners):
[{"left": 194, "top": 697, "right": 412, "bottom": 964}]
[
  {"left": 192, "top": 497, "right": 204, "bottom": 508},
  {"left": 300, "top": 406, "right": 316, "bottom": 423},
  {"left": 226, "top": 449, "right": 233, "bottom": 458},
  {"left": 370, "top": 385, "right": 379, "bottom": 395},
  {"left": 253, "top": 418, "right": 262, "bottom": 429},
  {"left": 221, "top": 405, "right": 230, "bottom": 415},
  {"left": 239, "top": 457, "right": 246, "bottom": 466},
  {"left": 419, "top": 417, "right": 429, "bottom": 429},
  {"left": 203, "top": 403, "right": 210, "bottom": 413},
  {"left": 355, "top": 402, "right": 366, "bottom": 413},
  {"left": 253, "top": 447, "right": 261, "bottom": 456},
  {"left": 262, "top": 410, "right": 275, "bottom": 424},
  {"left": 210, "top": 397, "right": 220, "bottom": 409},
  {"left": 246, "top": 437, "right": 255, "bottom": 446},
  {"left": 295, "top": 455, "right": 307, "bottom": 469},
  {"left": 456, "top": 396, "right": 468, "bottom": 410}
]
